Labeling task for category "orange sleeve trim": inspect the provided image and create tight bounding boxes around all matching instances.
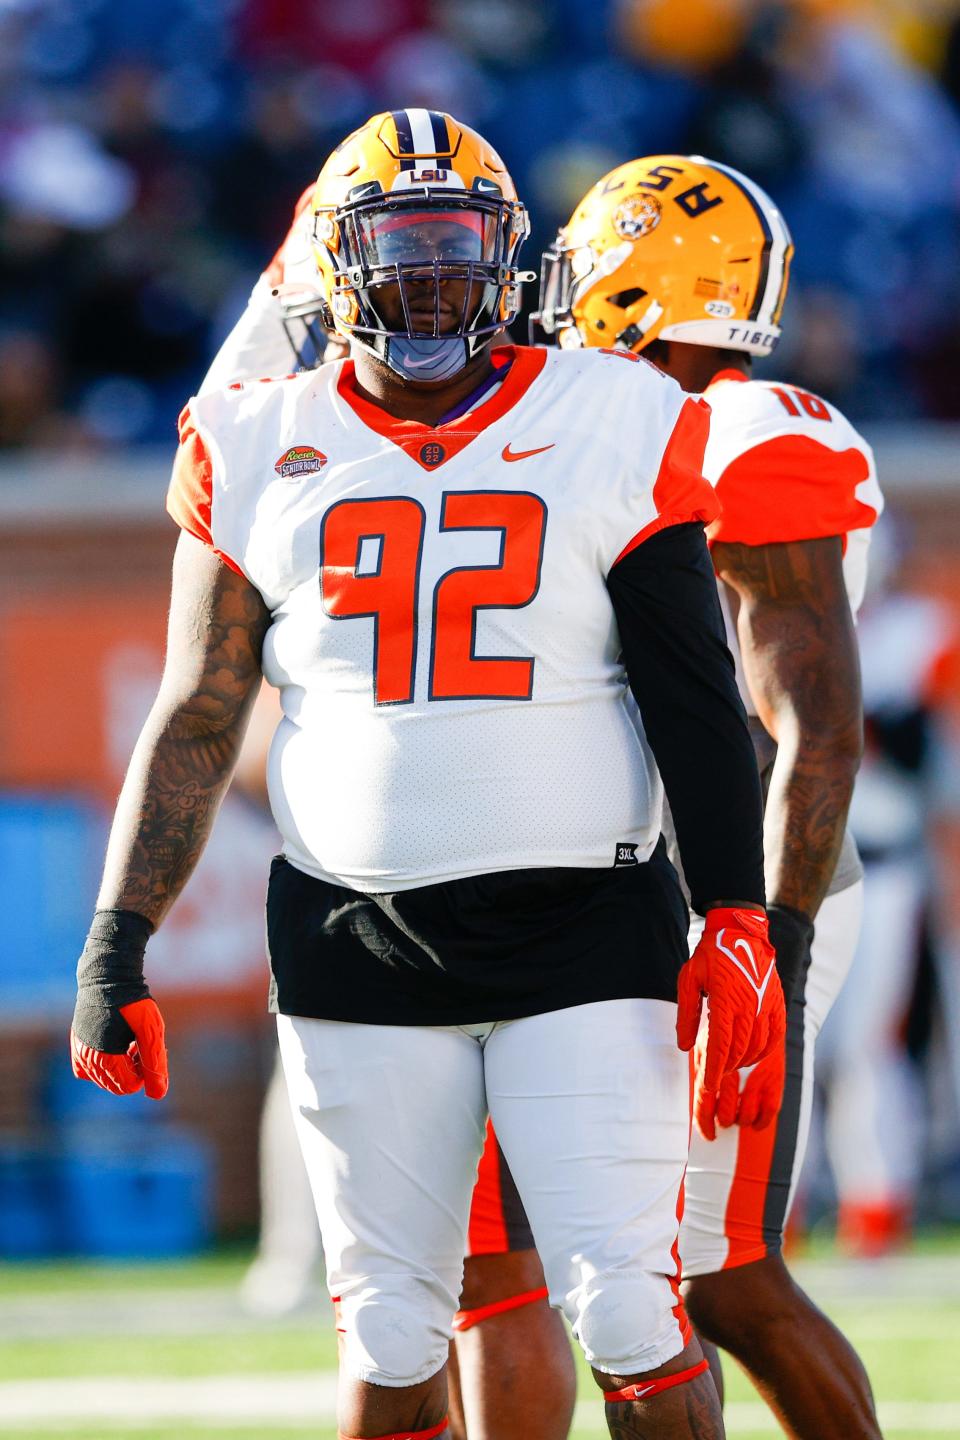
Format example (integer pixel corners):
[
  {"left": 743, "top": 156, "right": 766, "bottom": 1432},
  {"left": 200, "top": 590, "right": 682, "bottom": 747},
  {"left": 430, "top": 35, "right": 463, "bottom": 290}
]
[
  {"left": 166, "top": 406, "right": 246, "bottom": 578},
  {"left": 613, "top": 396, "right": 718, "bottom": 567},
  {"left": 264, "top": 182, "right": 316, "bottom": 287},
  {"left": 709, "top": 434, "right": 877, "bottom": 547}
]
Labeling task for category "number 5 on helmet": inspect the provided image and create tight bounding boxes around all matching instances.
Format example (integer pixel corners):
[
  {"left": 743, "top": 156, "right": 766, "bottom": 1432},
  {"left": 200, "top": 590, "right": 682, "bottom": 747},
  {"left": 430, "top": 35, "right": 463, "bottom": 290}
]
[{"left": 676, "top": 907, "right": 785, "bottom": 1138}]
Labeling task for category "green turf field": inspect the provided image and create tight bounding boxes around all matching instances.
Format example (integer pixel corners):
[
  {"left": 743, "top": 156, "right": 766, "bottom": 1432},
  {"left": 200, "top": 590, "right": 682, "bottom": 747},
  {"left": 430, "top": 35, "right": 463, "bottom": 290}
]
[{"left": 0, "top": 1244, "right": 958, "bottom": 1438}]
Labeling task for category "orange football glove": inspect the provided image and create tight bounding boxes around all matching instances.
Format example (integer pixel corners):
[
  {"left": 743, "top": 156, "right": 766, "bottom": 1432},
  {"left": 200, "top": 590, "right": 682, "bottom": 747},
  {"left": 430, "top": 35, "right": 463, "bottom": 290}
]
[
  {"left": 71, "top": 997, "right": 169, "bottom": 1100},
  {"left": 693, "top": 1031, "right": 786, "bottom": 1141},
  {"left": 677, "top": 906, "right": 786, "bottom": 1137},
  {"left": 70, "top": 909, "right": 169, "bottom": 1101}
]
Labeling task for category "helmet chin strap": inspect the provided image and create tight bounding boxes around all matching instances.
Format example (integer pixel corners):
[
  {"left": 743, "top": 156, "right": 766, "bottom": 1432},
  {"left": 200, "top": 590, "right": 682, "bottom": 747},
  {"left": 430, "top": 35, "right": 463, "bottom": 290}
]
[{"left": 384, "top": 335, "right": 471, "bottom": 382}]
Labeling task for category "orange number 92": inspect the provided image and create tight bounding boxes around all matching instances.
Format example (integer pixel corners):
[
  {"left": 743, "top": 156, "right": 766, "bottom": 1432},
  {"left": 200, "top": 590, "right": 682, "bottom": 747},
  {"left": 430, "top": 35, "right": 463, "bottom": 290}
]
[{"left": 320, "top": 491, "right": 548, "bottom": 705}]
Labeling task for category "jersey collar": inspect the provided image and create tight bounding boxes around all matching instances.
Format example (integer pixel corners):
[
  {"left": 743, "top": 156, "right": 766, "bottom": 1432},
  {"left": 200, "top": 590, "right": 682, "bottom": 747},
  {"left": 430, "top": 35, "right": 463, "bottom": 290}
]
[
  {"left": 706, "top": 367, "right": 749, "bottom": 389},
  {"left": 335, "top": 345, "right": 548, "bottom": 471}
]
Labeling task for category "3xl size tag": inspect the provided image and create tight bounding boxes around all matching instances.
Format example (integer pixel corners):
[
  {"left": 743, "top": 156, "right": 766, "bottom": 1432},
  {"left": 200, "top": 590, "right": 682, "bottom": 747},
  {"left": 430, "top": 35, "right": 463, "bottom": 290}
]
[{"left": 614, "top": 843, "right": 639, "bottom": 867}]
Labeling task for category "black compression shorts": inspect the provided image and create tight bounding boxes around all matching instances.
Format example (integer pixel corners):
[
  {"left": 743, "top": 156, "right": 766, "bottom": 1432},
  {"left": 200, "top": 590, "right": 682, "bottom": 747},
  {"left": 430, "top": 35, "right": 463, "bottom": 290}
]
[{"left": 266, "top": 838, "right": 688, "bottom": 1025}]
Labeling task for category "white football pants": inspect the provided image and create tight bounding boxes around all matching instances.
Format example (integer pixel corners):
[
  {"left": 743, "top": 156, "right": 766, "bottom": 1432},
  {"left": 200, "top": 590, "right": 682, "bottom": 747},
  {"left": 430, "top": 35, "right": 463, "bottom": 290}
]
[{"left": 278, "top": 997, "right": 690, "bottom": 1386}]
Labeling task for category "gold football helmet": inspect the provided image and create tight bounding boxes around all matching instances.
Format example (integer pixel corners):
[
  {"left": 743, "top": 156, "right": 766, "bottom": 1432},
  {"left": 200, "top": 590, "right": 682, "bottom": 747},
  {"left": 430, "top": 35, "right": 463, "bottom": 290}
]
[
  {"left": 533, "top": 155, "right": 793, "bottom": 357},
  {"left": 307, "top": 109, "right": 532, "bottom": 382}
]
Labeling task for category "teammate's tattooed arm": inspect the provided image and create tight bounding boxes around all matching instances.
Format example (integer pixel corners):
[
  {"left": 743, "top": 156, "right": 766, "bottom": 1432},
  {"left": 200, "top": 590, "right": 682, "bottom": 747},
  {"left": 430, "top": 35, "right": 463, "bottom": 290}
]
[
  {"left": 712, "top": 534, "right": 862, "bottom": 920},
  {"left": 97, "top": 531, "right": 270, "bottom": 927}
]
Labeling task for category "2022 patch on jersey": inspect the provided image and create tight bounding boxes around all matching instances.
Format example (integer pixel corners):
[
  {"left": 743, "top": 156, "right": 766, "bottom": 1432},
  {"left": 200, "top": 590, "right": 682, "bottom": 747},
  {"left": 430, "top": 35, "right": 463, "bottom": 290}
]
[{"left": 168, "top": 345, "right": 716, "bottom": 891}]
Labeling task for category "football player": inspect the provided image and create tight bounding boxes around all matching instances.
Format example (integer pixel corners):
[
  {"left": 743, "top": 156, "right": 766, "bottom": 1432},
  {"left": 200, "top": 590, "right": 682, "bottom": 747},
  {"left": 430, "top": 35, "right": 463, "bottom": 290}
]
[
  {"left": 200, "top": 175, "right": 576, "bottom": 1440},
  {"left": 534, "top": 155, "right": 884, "bottom": 1440},
  {"left": 70, "top": 112, "right": 785, "bottom": 1440}
]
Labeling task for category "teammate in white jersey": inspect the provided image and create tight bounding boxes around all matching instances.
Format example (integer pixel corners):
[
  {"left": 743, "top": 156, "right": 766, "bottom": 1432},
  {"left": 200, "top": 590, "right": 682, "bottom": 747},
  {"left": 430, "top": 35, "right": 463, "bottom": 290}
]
[
  {"left": 69, "top": 114, "right": 786, "bottom": 1440},
  {"left": 534, "top": 154, "right": 884, "bottom": 1440}
]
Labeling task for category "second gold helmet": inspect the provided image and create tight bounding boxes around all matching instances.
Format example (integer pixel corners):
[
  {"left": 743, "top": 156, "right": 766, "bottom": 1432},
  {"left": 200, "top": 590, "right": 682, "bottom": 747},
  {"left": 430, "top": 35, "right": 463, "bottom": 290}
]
[{"left": 533, "top": 155, "right": 793, "bottom": 357}]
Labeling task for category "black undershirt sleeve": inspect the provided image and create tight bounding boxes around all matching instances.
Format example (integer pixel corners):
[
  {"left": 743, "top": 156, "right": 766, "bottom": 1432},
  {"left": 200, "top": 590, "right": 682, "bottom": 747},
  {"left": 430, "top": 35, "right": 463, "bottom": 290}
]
[{"left": 606, "top": 521, "right": 765, "bottom": 915}]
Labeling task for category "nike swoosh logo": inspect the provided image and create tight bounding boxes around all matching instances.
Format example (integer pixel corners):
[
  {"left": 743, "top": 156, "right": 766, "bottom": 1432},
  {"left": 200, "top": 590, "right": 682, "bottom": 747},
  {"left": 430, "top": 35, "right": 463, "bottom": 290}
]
[
  {"left": 716, "top": 928, "right": 775, "bottom": 1015},
  {"left": 735, "top": 937, "right": 761, "bottom": 983},
  {"left": 502, "top": 443, "right": 555, "bottom": 463}
]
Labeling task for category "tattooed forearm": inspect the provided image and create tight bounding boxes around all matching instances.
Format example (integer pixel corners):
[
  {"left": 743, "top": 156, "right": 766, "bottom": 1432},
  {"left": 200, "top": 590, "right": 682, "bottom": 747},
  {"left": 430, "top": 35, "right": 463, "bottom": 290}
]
[
  {"left": 98, "top": 537, "right": 270, "bottom": 927},
  {"left": 762, "top": 740, "right": 857, "bottom": 916},
  {"left": 713, "top": 536, "right": 862, "bottom": 918}
]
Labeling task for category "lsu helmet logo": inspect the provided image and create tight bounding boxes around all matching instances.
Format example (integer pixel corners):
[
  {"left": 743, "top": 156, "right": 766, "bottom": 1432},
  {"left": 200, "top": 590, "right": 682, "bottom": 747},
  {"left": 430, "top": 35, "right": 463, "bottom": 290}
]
[
  {"left": 613, "top": 194, "right": 662, "bottom": 240},
  {"left": 275, "top": 445, "right": 327, "bottom": 478}
]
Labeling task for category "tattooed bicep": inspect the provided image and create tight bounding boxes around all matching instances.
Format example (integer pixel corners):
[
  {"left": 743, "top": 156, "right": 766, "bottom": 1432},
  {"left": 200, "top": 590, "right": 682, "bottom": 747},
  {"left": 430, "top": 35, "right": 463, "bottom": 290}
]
[
  {"left": 712, "top": 536, "right": 846, "bottom": 609},
  {"left": 159, "top": 531, "right": 270, "bottom": 719},
  {"left": 713, "top": 535, "right": 860, "bottom": 740}
]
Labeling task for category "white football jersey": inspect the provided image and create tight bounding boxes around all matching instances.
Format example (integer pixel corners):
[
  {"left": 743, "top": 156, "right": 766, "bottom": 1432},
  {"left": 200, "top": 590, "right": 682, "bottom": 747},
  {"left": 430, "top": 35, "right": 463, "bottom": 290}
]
[
  {"left": 702, "top": 370, "right": 884, "bottom": 716},
  {"left": 169, "top": 346, "right": 717, "bottom": 891}
]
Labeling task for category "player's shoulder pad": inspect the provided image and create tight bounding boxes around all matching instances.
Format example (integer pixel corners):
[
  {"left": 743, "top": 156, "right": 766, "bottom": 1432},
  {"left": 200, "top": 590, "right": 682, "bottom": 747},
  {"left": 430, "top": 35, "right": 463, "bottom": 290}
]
[
  {"left": 542, "top": 343, "right": 670, "bottom": 385},
  {"left": 705, "top": 374, "right": 869, "bottom": 455},
  {"left": 189, "top": 366, "right": 317, "bottom": 432},
  {"left": 703, "top": 374, "right": 882, "bottom": 546},
  {"left": 540, "top": 350, "right": 715, "bottom": 571},
  {"left": 540, "top": 344, "right": 686, "bottom": 447},
  {"left": 226, "top": 372, "right": 300, "bottom": 392}
]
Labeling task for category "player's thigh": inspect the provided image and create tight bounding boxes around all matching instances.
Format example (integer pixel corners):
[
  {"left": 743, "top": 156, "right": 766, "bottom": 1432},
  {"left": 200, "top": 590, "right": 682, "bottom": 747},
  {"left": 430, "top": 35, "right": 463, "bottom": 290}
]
[
  {"left": 278, "top": 1014, "right": 487, "bottom": 1381},
  {"left": 483, "top": 998, "right": 689, "bottom": 1372},
  {"left": 682, "top": 883, "right": 862, "bottom": 1277}
]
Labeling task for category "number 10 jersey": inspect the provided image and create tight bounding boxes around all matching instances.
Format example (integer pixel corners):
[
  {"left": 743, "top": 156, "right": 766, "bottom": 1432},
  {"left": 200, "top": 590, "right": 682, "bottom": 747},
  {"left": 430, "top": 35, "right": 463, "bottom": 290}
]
[{"left": 168, "top": 344, "right": 718, "bottom": 892}]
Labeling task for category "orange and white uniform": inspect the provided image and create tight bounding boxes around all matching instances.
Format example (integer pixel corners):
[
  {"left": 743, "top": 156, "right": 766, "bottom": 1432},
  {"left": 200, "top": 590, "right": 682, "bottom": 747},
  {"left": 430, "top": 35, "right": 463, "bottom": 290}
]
[
  {"left": 680, "top": 369, "right": 884, "bottom": 1277},
  {"left": 168, "top": 341, "right": 766, "bottom": 1385},
  {"left": 195, "top": 211, "right": 548, "bottom": 1278}
]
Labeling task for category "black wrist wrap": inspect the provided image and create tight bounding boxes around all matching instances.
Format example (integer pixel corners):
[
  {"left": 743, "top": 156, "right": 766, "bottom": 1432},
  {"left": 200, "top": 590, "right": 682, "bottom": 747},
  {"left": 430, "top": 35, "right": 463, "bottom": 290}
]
[
  {"left": 766, "top": 903, "right": 815, "bottom": 1006},
  {"left": 72, "top": 909, "right": 155, "bottom": 1053}
]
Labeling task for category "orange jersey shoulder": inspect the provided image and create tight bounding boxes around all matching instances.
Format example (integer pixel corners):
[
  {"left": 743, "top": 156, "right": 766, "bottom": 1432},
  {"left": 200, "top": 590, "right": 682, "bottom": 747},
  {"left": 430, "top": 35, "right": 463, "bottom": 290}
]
[
  {"left": 702, "top": 373, "right": 883, "bottom": 547},
  {"left": 167, "top": 403, "right": 246, "bottom": 576}
]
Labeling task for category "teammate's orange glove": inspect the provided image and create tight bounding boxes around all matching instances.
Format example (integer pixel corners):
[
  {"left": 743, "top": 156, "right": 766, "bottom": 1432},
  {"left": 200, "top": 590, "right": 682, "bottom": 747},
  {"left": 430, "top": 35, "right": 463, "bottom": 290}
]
[
  {"left": 70, "top": 910, "right": 169, "bottom": 1100},
  {"left": 677, "top": 906, "right": 785, "bottom": 1137}
]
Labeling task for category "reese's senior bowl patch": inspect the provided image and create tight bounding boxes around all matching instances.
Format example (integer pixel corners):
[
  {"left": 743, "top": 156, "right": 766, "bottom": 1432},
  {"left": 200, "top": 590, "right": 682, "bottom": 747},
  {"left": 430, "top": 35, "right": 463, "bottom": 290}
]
[{"left": 275, "top": 444, "right": 328, "bottom": 478}]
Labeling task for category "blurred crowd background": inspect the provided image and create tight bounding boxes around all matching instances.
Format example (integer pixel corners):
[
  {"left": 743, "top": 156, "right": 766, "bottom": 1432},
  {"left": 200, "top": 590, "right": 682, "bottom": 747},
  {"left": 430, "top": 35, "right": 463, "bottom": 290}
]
[
  {"left": 2, "top": 0, "right": 960, "bottom": 1273},
  {"left": 3, "top": 0, "right": 960, "bottom": 449}
]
